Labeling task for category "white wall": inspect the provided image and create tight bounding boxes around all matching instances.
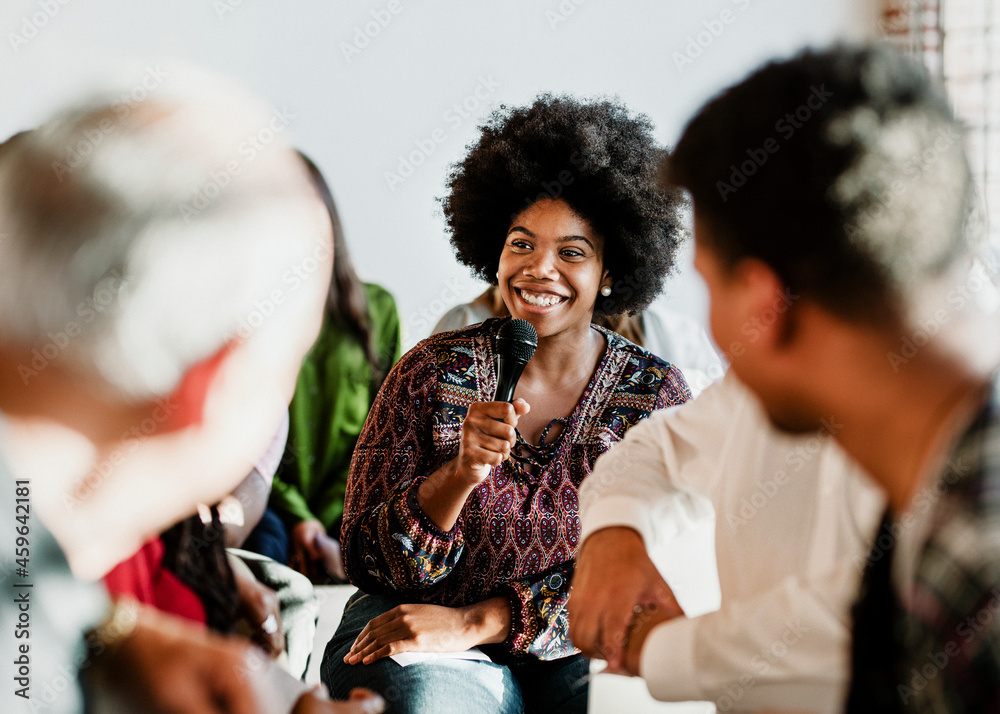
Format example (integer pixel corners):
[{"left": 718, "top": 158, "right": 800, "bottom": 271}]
[{"left": 0, "top": 0, "right": 876, "bottom": 350}]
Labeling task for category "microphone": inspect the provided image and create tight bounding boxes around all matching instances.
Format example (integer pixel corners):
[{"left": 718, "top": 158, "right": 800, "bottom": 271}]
[{"left": 494, "top": 319, "right": 537, "bottom": 403}]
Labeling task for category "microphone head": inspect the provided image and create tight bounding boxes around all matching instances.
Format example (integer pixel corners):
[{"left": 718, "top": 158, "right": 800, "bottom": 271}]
[{"left": 496, "top": 318, "right": 537, "bottom": 365}]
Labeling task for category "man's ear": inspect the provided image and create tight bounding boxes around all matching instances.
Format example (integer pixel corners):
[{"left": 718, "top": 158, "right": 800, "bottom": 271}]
[
  {"left": 164, "top": 341, "right": 238, "bottom": 430},
  {"left": 733, "top": 257, "right": 799, "bottom": 353}
]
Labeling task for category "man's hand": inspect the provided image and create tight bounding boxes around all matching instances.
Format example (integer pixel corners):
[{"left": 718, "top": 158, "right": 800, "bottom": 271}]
[
  {"left": 568, "top": 527, "right": 683, "bottom": 673},
  {"left": 344, "top": 597, "right": 510, "bottom": 665},
  {"left": 621, "top": 605, "right": 675, "bottom": 676},
  {"left": 290, "top": 518, "right": 327, "bottom": 579},
  {"left": 91, "top": 604, "right": 260, "bottom": 713}
]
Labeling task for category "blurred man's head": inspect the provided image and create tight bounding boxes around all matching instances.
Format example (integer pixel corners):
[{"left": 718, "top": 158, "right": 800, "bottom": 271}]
[
  {"left": 0, "top": 68, "right": 332, "bottom": 577},
  {"left": 0, "top": 70, "right": 330, "bottom": 412},
  {"left": 670, "top": 44, "right": 997, "bottom": 432}
]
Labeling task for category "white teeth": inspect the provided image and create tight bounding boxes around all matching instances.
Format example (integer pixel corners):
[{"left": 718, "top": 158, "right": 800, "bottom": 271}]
[{"left": 520, "top": 290, "right": 563, "bottom": 307}]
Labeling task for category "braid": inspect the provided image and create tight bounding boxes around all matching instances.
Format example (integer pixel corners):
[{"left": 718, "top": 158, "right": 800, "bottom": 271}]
[{"left": 161, "top": 506, "right": 239, "bottom": 633}]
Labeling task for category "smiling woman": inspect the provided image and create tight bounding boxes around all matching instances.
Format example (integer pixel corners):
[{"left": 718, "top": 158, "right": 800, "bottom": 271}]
[
  {"left": 445, "top": 94, "right": 686, "bottom": 319},
  {"left": 502, "top": 199, "right": 607, "bottom": 330},
  {"left": 321, "top": 95, "right": 691, "bottom": 714}
]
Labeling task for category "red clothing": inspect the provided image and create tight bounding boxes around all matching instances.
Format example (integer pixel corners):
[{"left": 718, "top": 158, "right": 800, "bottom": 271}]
[{"left": 104, "top": 537, "right": 206, "bottom": 626}]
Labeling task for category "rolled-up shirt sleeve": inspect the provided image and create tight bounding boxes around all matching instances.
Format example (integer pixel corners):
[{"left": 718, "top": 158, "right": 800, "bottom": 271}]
[
  {"left": 580, "top": 381, "right": 724, "bottom": 619},
  {"left": 581, "top": 373, "right": 880, "bottom": 712},
  {"left": 640, "top": 564, "right": 861, "bottom": 710}
]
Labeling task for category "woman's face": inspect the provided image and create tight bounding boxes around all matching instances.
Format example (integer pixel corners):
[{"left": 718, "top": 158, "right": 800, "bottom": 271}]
[{"left": 498, "top": 198, "right": 610, "bottom": 340}]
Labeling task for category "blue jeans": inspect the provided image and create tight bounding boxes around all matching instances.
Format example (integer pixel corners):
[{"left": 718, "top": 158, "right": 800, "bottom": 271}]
[
  {"left": 321, "top": 591, "right": 589, "bottom": 714},
  {"left": 241, "top": 508, "right": 289, "bottom": 564}
]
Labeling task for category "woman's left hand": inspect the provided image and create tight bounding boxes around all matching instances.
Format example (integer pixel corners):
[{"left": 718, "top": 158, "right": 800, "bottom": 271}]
[
  {"left": 344, "top": 598, "right": 510, "bottom": 665},
  {"left": 239, "top": 577, "right": 285, "bottom": 656},
  {"left": 231, "top": 555, "right": 286, "bottom": 657}
]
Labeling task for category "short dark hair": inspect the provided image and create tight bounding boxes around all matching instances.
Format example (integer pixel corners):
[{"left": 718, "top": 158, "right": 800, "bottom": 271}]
[
  {"left": 441, "top": 94, "right": 687, "bottom": 316},
  {"left": 670, "top": 44, "right": 973, "bottom": 323}
]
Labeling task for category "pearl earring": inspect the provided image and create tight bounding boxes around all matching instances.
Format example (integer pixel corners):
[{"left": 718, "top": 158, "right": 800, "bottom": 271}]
[{"left": 600, "top": 285, "right": 612, "bottom": 297}]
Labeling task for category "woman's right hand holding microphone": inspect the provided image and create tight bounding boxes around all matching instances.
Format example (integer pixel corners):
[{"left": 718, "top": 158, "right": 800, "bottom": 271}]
[
  {"left": 418, "top": 398, "right": 529, "bottom": 530},
  {"left": 454, "top": 399, "right": 530, "bottom": 484}
]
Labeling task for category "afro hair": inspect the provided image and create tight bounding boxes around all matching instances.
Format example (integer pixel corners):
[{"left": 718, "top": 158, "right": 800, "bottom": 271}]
[{"left": 441, "top": 94, "right": 687, "bottom": 316}]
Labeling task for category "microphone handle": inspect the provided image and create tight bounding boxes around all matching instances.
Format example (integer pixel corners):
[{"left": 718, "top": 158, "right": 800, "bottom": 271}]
[{"left": 494, "top": 356, "right": 528, "bottom": 403}]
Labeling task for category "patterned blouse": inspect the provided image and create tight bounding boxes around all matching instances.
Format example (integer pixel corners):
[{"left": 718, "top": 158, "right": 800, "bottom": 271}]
[{"left": 341, "top": 317, "right": 691, "bottom": 659}]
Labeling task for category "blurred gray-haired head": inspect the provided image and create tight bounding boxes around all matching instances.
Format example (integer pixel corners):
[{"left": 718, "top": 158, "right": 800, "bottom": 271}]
[{"left": 0, "top": 66, "right": 329, "bottom": 400}]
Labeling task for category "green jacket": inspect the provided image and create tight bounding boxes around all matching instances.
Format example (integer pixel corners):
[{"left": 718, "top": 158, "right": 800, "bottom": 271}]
[{"left": 269, "top": 283, "right": 401, "bottom": 531}]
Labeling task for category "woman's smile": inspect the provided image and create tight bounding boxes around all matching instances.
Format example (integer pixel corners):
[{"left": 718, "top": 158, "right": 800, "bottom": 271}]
[
  {"left": 498, "top": 198, "right": 608, "bottom": 337},
  {"left": 514, "top": 286, "right": 569, "bottom": 310}
]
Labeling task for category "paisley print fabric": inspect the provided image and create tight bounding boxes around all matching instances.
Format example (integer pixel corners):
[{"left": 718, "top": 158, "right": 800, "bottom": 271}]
[{"left": 341, "top": 317, "right": 690, "bottom": 658}]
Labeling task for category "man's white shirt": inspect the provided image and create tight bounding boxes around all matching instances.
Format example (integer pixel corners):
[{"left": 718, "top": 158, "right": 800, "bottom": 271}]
[{"left": 580, "top": 371, "right": 884, "bottom": 712}]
